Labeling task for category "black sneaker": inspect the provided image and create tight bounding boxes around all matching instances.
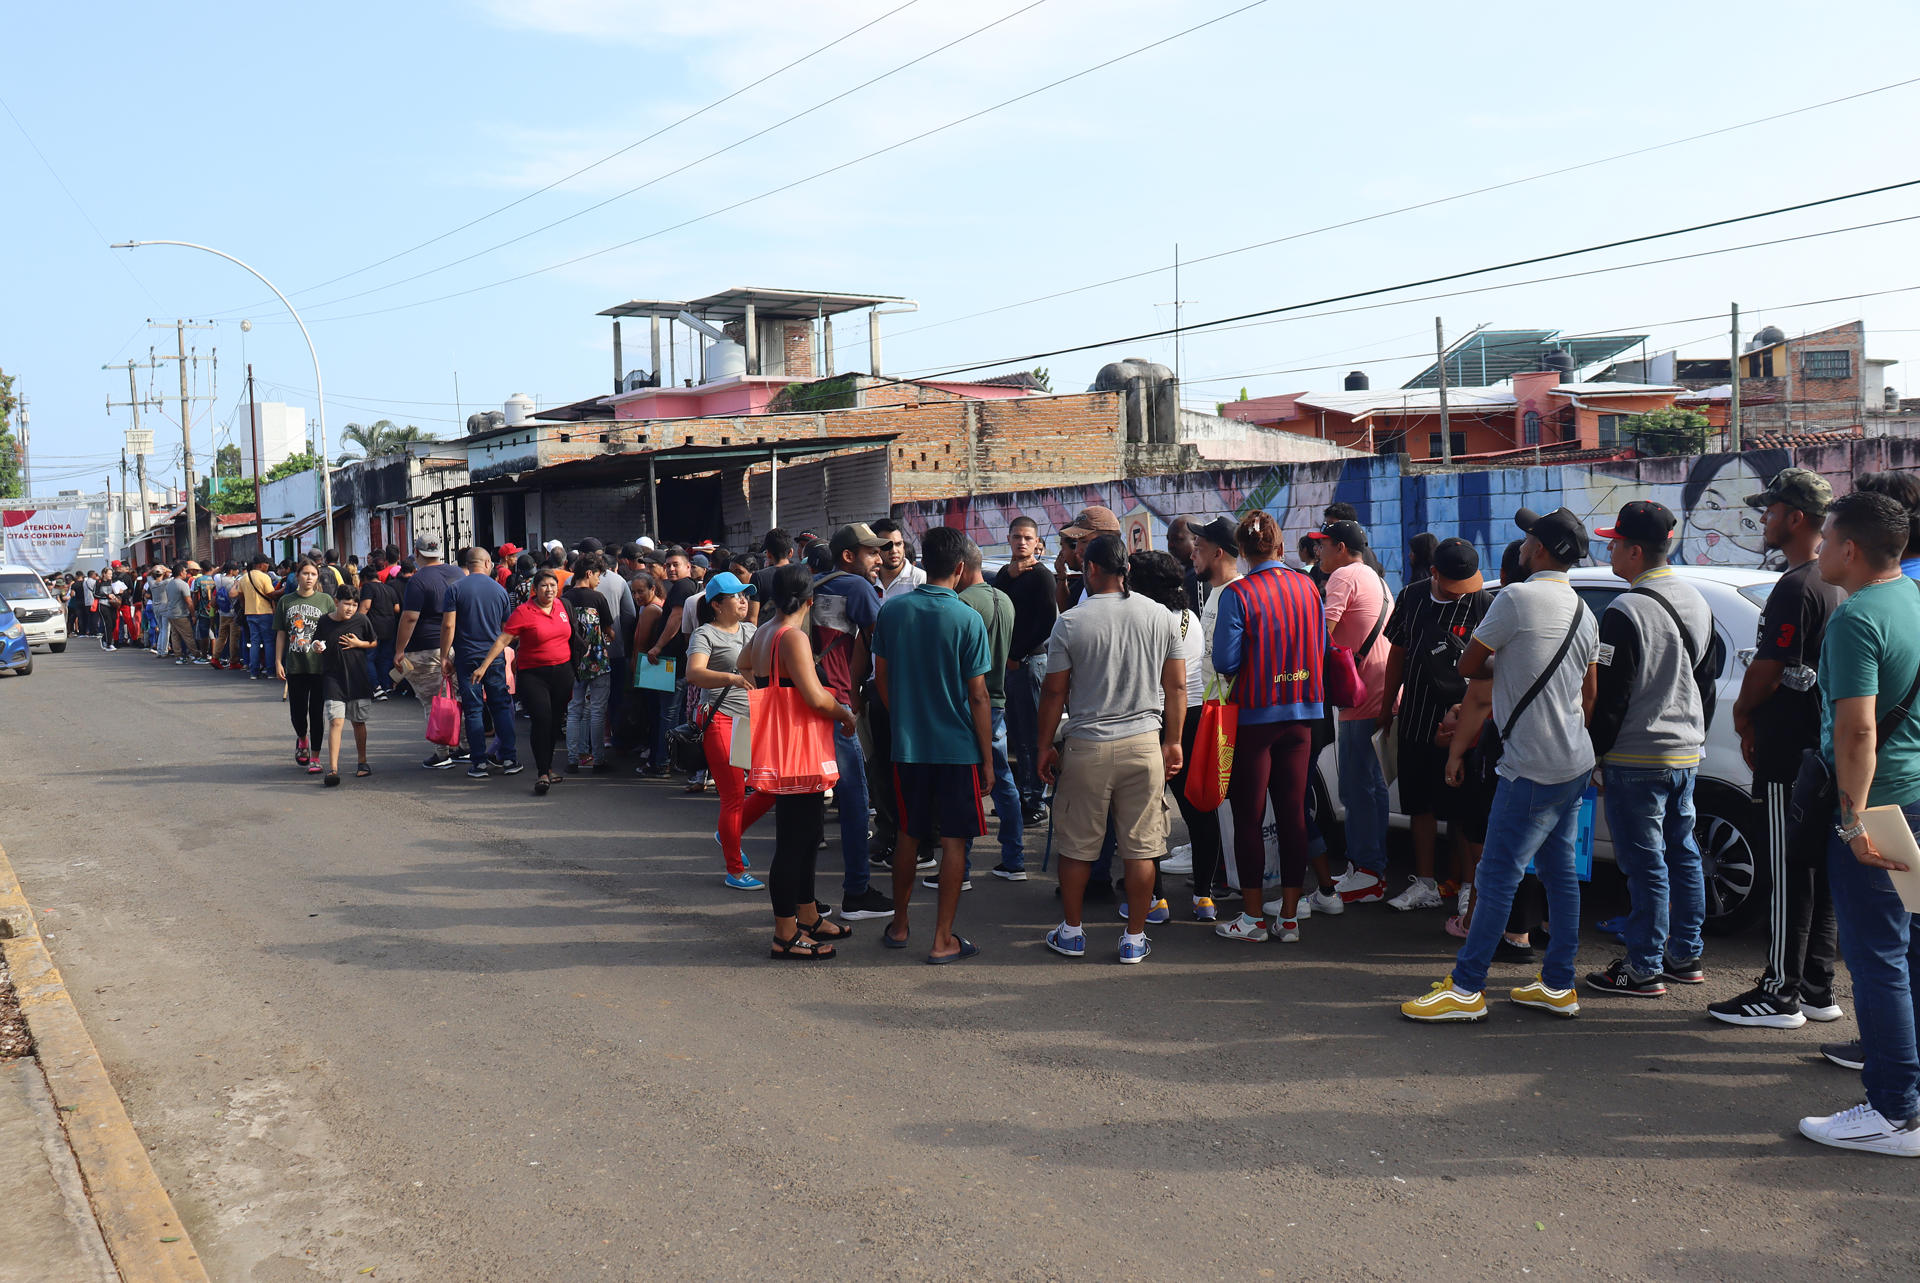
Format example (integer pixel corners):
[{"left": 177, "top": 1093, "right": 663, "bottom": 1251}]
[
  {"left": 1492, "top": 938, "right": 1537, "bottom": 965},
  {"left": 920, "top": 876, "right": 973, "bottom": 891},
  {"left": 1708, "top": 985, "right": 1805, "bottom": 1029},
  {"left": 1584, "top": 958, "right": 1668, "bottom": 997},
  {"left": 424, "top": 753, "right": 457, "bottom": 770},
  {"left": 914, "top": 854, "right": 939, "bottom": 872},
  {"left": 1022, "top": 802, "right": 1050, "bottom": 825},
  {"left": 1822, "top": 1041, "right": 1866, "bottom": 1071},
  {"left": 870, "top": 853, "right": 898, "bottom": 873},
  {"left": 840, "top": 887, "right": 895, "bottom": 921},
  {"left": 1661, "top": 956, "right": 1706, "bottom": 985},
  {"left": 497, "top": 759, "right": 525, "bottom": 776},
  {"left": 991, "top": 864, "right": 1028, "bottom": 881}
]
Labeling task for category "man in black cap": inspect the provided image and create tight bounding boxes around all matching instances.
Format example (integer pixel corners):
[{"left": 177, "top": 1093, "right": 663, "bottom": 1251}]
[
  {"left": 1181, "top": 516, "right": 1242, "bottom": 914},
  {"left": 1402, "top": 506, "right": 1599, "bottom": 1023},
  {"left": 1585, "top": 500, "right": 1719, "bottom": 999},
  {"left": 1376, "top": 536, "right": 1493, "bottom": 909},
  {"left": 1713, "top": 468, "right": 1846, "bottom": 1029},
  {"left": 994, "top": 515, "right": 1057, "bottom": 823}
]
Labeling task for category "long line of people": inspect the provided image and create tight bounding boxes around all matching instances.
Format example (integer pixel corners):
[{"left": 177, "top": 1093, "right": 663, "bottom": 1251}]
[{"left": 62, "top": 467, "right": 1920, "bottom": 1158}]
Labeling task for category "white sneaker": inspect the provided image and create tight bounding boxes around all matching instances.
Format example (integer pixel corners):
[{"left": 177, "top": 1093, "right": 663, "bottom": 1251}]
[
  {"left": 1389, "top": 878, "right": 1444, "bottom": 911},
  {"left": 1307, "top": 889, "right": 1345, "bottom": 917},
  {"left": 1798, "top": 1102, "right": 1920, "bottom": 1156},
  {"left": 1214, "top": 913, "right": 1270, "bottom": 943},
  {"left": 1274, "top": 917, "right": 1301, "bottom": 943},
  {"left": 1803, "top": 1001, "right": 1846, "bottom": 1023},
  {"left": 1335, "top": 865, "right": 1386, "bottom": 904},
  {"left": 1456, "top": 883, "right": 1473, "bottom": 922},
  {"left": 1265, "top": 896, "right": 1299, "bottom": 919},
  {"left": 1160, "top": 844, "right": 1194, "bottom": 876}
]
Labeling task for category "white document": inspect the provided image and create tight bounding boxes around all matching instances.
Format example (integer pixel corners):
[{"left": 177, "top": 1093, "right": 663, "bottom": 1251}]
[{"left": 1861, "top": 805, "right": 1920, "bottom": 914}]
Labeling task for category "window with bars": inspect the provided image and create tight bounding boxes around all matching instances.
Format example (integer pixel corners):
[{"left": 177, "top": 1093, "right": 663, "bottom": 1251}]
[
  {"left": 1804, "top": 350, "right": 1852, "bottom": 380},
  {"left": 1426, "top": 432, "right": 1467, "bottom": 458},
  {"left": 1523, "top": 410, "right": 1541, "bottom": 445},
  {"left": 1598, "top": 414, "right": 1625, "bottom": 446}
]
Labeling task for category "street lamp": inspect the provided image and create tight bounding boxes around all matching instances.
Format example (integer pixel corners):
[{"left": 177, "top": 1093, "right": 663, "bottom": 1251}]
[{"left": 111, "top": 240, "right": 332, "bottom": 552}]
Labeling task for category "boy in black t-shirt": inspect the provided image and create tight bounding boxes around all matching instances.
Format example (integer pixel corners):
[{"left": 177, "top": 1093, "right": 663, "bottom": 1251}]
[{"left": 317, "top": 596, "right": 378, "bottom": 784}]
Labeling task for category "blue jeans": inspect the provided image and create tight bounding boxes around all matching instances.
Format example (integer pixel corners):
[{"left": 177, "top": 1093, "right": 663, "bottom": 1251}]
[
  {"left": 1005, "top": 662, "right": 1044, "bottom": 810},
  {"left": 645, "top": 687, "right": 672, "bottom": 768},
  {"left": 245, "top": 615, "right": 274, "bottom": 675},
  {"left": 566, "top": 673, "right": 611, "bottom": 764},
  {"left": 1827, "top": 804, "right": 1920, "bottom": 1122},
  {"left": 1336, "top": 719, "right": 1389, "bottom": 875},
  {"left": 1453, "top": 772, "right": 1589, "bottom": 994},
  {"left": 832, "top": 724, "right": 874, "bottom": 896},
  {"left": 964, "top": 708, "right": 1025, "bottom": 873},
  {"left": 366, "top": 635, "right": 396, "bottom": 694},
  {"left": 458, "top": 661, "right": 517, "bottom": 765},
  {"left": 1605, "top": 766, "right": 1705, "bottom": 977}
]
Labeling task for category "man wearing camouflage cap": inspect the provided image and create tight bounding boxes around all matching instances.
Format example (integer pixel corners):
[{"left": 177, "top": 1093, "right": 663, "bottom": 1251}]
[{"left": 1711, "top": 468, "right": 1848, "bottom": 1031}]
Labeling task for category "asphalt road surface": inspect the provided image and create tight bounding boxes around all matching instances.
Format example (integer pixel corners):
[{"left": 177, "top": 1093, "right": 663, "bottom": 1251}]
[{"left": 2, "top": 647, "right": 1916, "bottom": 1282}]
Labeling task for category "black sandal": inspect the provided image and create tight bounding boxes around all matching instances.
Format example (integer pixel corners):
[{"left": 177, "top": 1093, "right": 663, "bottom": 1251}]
[
  {"left": 770, "top": 931, "right": 835, "bottom": 960},
  {"left": 356, "top": 762, "right": 372, "bottom": 777},
  {"left": 534, "top": 775, "right": 552, "bottom": 796},
  {"left": 323, "top": 771, "right": 340, "bottom": 787},
  {"left": 799, "top": 916, "right": 851, "bottom": 942}
]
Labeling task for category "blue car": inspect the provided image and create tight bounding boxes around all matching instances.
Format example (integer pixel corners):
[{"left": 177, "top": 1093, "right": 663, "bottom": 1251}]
[{"left": 0, "top": 599, "right": 31, "bottom": 676}]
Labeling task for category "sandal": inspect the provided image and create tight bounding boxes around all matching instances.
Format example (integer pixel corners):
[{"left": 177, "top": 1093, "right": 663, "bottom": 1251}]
[
  {"left": 324, "top": 771, "right": 340, "bottom": 787},
  {"left": 770, "top": 931, "right": 835, "bottom": 961},
  {"left": 534, "top": 775, "right": 552, "bottom": 796},
  {"left": 799, "top": 916, "right": 851, "bottom": 942},
  {"left": 356, "top": 762, "right": 372, "bottom": 777}
]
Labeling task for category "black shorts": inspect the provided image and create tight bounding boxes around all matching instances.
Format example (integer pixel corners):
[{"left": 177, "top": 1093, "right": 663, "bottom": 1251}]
[
  {"left": 892, "top": 761, "right": 986, "bottom": 844},
  {"left": 1396, "top": 737, "right": 1457, "bottom": 820}
]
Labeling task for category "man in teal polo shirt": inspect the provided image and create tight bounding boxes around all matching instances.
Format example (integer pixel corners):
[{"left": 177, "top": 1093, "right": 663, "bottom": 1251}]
[{"left": 872, "top": 525, "right": 994, "bottom": 965}]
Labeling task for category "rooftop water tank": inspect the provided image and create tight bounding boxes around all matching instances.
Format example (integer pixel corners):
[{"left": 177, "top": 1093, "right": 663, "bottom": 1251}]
[
  {"left": 466, "top": 410, "right": 506, "bottom": 434},
  {"left": 503, "top": 393, "right": 535, "bottom": 426},
  {"left": 1749, "top": 325, "right": 1787, "bottom": 350},
  {"left": 1344, "top": 370, "right": 1370, "bottom": 391},
  {"left": 704, "top": 340, "right": 746, "bottom": 384},
  {"left": 1541, "top": 348, "right": 1576, "bottom": 380}
]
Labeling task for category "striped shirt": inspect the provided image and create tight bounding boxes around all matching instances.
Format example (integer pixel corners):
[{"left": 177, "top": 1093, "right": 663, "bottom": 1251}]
[
  {"left": 1212, "top": 560, "right": 1326, "bottom": 724},
  {"left": 1384, "top": 578, "right": 1492, "bottom": 747}
]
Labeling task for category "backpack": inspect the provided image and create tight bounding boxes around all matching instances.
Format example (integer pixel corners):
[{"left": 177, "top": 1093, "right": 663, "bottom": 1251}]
[
  {"left": 214, "top": 578, "right": 232, "bottom": 613},
  {"left": 569, "top": 600, "right": 608, "bottom": 682}
]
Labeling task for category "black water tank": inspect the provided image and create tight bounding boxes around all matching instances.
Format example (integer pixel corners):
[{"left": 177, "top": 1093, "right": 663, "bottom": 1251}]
[
  {"left": 1344, "top": 370, "right": 1370, "bottom": 391},
  {"left": 1542, "top": 348, "right": 1576, "bottom": 380}
]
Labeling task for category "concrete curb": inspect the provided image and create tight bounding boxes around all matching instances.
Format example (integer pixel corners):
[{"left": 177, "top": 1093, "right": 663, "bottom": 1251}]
[{"left": 0, "top": 844, "right": 210, "bottom": 1283}]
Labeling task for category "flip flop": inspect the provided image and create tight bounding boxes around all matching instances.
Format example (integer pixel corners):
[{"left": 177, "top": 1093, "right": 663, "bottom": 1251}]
[
  {"left": 925, "top": 936, "right": 980, "bottom": 966},
  {"left": 356, "top": 763, "right": 372, "bottom": 777},
  {"left": 880, "top": 928, "right": 910, "bottom": 950}
]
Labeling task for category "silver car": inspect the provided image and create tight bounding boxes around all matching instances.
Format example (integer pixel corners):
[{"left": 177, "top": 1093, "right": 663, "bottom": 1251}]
[
  {"left": 1312, "top": 564, "right": 1778, "bottom": 933},
  {"left": 0, "top": 565, "right": 69, "bottom": 652}
]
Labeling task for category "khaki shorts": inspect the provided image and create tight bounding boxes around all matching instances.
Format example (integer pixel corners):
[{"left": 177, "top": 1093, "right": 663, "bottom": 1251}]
[
  {"left": 324, "top": 698, "right": 374, "bottom": 724},
  {"left": 1052, "top": 731, "right": 1170, "bottom": 863}
]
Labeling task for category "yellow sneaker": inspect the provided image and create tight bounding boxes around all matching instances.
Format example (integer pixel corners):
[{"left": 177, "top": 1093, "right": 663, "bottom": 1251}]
[
  {"left": 1510, "top": 976, "right": 1580, "bottom": 1018},
  {"left": 1401, "top": 978, "right": 1487, "bottom": 1022}
]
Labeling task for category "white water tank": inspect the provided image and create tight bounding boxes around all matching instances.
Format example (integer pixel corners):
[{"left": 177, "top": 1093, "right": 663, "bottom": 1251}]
[
  {"left": 503, "top": 393, "right": 535, "bottom": 426},
  {"left": 704, "top": 340, "right": 746, "bottom": 383}
]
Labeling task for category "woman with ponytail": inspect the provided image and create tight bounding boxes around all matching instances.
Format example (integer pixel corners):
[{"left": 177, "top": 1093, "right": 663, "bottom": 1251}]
[{"left": 1211, "top": 511, "right": 1327, "bottom": 944}]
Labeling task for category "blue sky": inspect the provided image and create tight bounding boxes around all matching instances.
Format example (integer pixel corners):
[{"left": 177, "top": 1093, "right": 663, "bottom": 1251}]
[{"left": 5, "top": 0, "right": 1918, "bottom": 498}]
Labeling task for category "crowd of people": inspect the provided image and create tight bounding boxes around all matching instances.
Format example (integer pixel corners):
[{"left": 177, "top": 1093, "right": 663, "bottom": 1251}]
[{"left": 54, "top": 465, "right": 1920, "bottom": 1157}]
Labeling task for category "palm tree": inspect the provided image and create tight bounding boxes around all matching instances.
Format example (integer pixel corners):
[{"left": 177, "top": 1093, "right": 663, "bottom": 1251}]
[{"left": 336, "top": 419, "right": 440, "bottom": 464}]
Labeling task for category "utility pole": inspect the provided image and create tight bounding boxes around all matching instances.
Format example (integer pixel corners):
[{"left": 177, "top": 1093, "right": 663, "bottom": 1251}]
[
  {"left": 106, "top": 360, "right": 161, "bottom": 545},
  {"left": 16, "top": 395, "right": 29, "bottom": 496},
  {"left": 148, "top": 320, "right": 214, "bottom": 562},
  {"left": 247, "top": 364, "right": 262, "bottom": 526},
  {"left": 1435, "top": 316, "right": 1455, "bottom": 464},
  {"left": 117, "top": 453, "right": 128, "bottom": 560},
  {"left": 1728, "top": 302, "right": 1743, "bottom": 453}
]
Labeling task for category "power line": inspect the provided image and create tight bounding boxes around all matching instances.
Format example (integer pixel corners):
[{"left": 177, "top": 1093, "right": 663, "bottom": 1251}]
[
  {"left": 834, "top": 74, "right": 1920, "bottom": 357},
  {"left": 282, "top": 0, "right": 1274, "bottom": 326},
  {"left": 268, "top": 0, "right": 1057, "bottom": 315},
  {"left": 901, "top": 180, "right": 1920, "bottom": 378}
]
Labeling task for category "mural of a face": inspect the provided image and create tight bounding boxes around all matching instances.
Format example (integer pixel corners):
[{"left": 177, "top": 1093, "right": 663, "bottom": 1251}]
[{"left": 1680, "top": 455, "right": 1767, "bottom": 566}]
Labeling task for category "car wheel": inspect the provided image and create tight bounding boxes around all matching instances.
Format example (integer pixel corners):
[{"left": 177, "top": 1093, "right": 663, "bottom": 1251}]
[
  {"left": 1696, "top": 781, "right": 1765, "bottom": 936},
  {"left": 49, "top": 642, "right": 66, "bottom": 653},
  {"left": 1306, "top": 764, "right": 1343, "bottom": 861},
  {"left": 12, "top": 655, "right": 31, "bottom": 677}
]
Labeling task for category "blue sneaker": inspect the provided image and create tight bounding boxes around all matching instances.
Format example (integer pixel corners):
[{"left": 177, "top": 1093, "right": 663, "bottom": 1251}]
[
  {"left": 724, "top": 873, "right": 766, "bottom": 891},
  {"left": 496, "top": 759, "right": 524, "bottom": 776},
  {"left": 1118, "top": 934, "right": 1152, "bottom": 965},
  {"left": 1045, "top": 925, "right": 1087, "bottom": 958},
  {"left": 1118, "top": 899, "right": 1172, "bottom": 925},
  {"left": 715, "top": 832, "right": 749, "bottom": 870}
]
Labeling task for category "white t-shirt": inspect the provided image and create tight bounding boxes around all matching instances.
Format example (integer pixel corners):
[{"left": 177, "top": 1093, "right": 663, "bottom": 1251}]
[
  {"left": 1174, "top": 608, "right": 1204, "bottom": 708},
  {"left": 1197, "top": 574, "right": 1240, "bottom": 694},
  {"left": 878, "top": 564, "right": 927, "bottom": 602}
]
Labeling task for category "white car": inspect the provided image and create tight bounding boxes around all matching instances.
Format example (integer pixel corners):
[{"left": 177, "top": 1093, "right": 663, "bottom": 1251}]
[
  {"left": 0, "top": 565, "right": 68, "bottom": 652},
  {"left": 1312, "top": 564, "right": 1777, "bottom": 934}
]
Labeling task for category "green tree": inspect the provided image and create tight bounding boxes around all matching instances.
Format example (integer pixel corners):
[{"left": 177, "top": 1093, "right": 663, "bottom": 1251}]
[
  {"left": 1029, "top": 366, "right": 1053, "bottom": 393},
  {"left": 207, "top": 477, "right": 256, "bottom": 516},
  {"left": 336, "top": 419, "right": 439, "bottom": 464},
  {"left": 215, "top": 443, "right": 241, "bottom": 477},
  {"left": 266, "top": 451, "right": 321, "bottom": 483},
  {"left": 0, "top": 368, "right": 20, "bottom": 499},
  {"left": 1622, "top": 405, "right": 1712, "bottom": 456}
]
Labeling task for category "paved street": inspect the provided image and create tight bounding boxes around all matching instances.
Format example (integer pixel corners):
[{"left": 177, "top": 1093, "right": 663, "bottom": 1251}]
[{"left": 1, "top": 648, "right": 1915, "bottom": 1281}]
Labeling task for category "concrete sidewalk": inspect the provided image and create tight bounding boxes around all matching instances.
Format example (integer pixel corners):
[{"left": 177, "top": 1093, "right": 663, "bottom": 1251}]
[{"left": 0, "top": 1052, "right": 118, "bottom": 1283}]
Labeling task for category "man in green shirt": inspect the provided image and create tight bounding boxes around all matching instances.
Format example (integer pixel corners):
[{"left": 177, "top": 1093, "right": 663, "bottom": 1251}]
[{"left": 956, "top": 544, "right": 1026, "bottom": 882}]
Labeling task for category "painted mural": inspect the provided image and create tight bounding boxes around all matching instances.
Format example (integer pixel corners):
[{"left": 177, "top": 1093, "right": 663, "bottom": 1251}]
[{"left": 895, "top": 437, "right": 1920, "bottom": 591}]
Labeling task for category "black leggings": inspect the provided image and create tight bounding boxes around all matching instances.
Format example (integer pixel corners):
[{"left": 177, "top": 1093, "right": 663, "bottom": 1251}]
[
  {"left": 518, "top": 663, "right": 575, "bottom": 776},
  {"left": 287, "top": 673, "right": 326, "bottom": 745},
  {"left": 769, "top": 791, "right": 825, "bottom": 918},
  {"left": 1166, "top": 707, "right": 1224, "bottom": 898}
]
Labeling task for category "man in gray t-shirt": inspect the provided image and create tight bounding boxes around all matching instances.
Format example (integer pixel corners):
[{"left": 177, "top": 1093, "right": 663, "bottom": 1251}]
[
  {"left": 1403, "top": 506, "right": 1599, "bottom": 1024},
  {"left": 154, "top": 569, "right": 194, "bottom": 661}
]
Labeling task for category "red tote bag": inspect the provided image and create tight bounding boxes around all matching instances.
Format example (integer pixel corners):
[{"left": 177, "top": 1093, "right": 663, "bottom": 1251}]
[
  {"left": 426, "top": 674, "right": 462, "bottom": 747},
  {"left": 746, "top": 628, "right": 841, "bottom": 796},
  {"left": 1182, "top": 677, "right": 1238, "bottom": 812}
]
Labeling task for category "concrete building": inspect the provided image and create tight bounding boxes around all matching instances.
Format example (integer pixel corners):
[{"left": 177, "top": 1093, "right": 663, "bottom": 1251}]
[{"left": 232, "top": 401, "right": 306, "bottom": 476}]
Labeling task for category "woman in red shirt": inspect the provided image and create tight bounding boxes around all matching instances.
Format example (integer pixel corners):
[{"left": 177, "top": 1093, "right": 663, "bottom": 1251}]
[{"left": 473, "top": 569, "right": 575, "bottom": 794}]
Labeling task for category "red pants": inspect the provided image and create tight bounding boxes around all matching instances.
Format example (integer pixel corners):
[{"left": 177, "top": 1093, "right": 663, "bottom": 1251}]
[
  {"left": 1227, "top": 719, "right": 1313, "bottom": 892},
  {"left": 704, "top": 710, "right": 773, "bottom": 876}
]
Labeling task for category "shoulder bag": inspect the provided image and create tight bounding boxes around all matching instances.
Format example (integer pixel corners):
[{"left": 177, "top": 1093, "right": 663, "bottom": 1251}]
[{"left": 1324, "top": 598, "right": 1389, "bottom": 710}]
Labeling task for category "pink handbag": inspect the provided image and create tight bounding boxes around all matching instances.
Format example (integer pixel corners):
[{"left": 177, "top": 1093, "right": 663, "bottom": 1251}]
[{"left": 426, "top": 674, "right": 462, "bottom": 746}]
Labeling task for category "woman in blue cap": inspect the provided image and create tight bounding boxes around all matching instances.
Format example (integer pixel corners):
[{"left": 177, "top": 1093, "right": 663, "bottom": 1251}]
[{"left": 688, "top": 570, "right": 772, "bottom": 889}]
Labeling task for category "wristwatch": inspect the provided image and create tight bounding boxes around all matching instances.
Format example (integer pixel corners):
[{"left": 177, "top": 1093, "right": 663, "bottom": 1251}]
[{"left": 1836, "top": 818, "right": 1867, "bottom": 843}]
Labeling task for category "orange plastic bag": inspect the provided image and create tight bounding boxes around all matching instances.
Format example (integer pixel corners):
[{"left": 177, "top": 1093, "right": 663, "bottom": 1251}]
[
  {"left": 746, "top": 628, "right": 841, "bottom": 795},
  {"left": 1183, "top": 679, "right": 1238, "bottom": 812}
]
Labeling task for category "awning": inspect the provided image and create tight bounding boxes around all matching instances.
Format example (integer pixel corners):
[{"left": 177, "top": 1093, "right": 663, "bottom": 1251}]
[
  {"left": 426, "top": 434, "right": 899, "bottom": 502},
  {"left": 267, "top": 509, "right": 327, "bottom": 542}
]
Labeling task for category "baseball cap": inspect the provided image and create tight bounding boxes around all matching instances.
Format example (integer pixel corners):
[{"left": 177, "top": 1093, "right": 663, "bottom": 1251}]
[
  {"left": 414, "top": 535, "right": 442, "bottom": 557},
  {"left": 691, "top": 553, "right": 710, "bottom": 569},
  {"left": 1744, "top": 467, "right": 1833, "bottom": 517},
  {"left": 636, "top": 535, "right": 656, "bottom": 550},
  {"left": 1192, "top": 516, "right": 1238, "bottom": 555},
  {"left": 703, "top": 571, "right": 757, "bottom": 601},
  {"left": 1431, "top": 537, "right": 1484, "bottom": 595},
  {"left": 543, "top": 539, "right": 565, "bottom": 554},
  {"left": 829, "top": 522, "right": 889, "bottom": 558},
  {"left": 690, "top": 540, "right": 717, "bottom": 553},
  {"left": 1514, "top": 506, "right": 1589, "bottom": 564},
  {"left": 1308, "top": 519, "right": 1368, "bottom": 551},
  {"left": 498, "top": 542, "right": 521, "bottom": 557},
  {"left": 576, "top": 537, "right": 605, "bottom": 553},
  {"left": 1061, "top": 505, "right": 1121, "bottom": 540},
  {"left": 1594, "top": 500, "right": 1675, "bottom": 541}
]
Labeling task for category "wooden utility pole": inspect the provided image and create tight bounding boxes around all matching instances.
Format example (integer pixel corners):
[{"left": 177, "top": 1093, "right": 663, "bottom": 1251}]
[
  {"left": 247, "top": 365, "right": 262, "bottom": 529},
  {"left": 147, "top": 320, "right": 214, "bottom": 561},
  {"left": 107, "top": 361, "right": 160, "bottom": 542},
  {"left": 1728, "top": 303, "right": 1743, "bottom": 453},
  {"left": 1435, "top": 317, "right": 1454, "bottom": 463}
]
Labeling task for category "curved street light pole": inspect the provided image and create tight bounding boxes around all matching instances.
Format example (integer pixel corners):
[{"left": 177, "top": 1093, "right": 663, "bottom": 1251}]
[{"left": 111, "top": 240, "right": 331, "bottom": 555}]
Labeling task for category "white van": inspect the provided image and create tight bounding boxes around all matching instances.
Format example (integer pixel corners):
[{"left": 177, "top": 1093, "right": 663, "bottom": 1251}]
[{"left": 0, "top": 564, "right": 69, "bottom": 652}]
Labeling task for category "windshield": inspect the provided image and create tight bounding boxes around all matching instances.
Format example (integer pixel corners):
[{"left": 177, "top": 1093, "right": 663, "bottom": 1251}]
[
  {"left": 1738, "top": 583, "right": 1774, "bottom": 610},
  {"left": 0, "top": 573, "right": 48, "bottom": 600}
]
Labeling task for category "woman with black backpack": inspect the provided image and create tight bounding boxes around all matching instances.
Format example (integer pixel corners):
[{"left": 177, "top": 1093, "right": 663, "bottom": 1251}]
[{"left": 561, "top": 553, "right": 616, "bottom": 774}]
